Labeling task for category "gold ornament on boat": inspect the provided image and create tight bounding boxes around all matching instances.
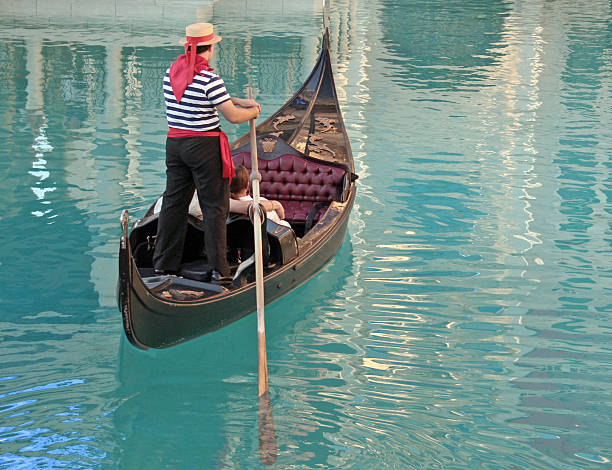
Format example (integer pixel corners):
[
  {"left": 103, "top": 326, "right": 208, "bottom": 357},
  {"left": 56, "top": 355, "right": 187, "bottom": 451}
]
[
  {"left": 309, "top": 135, "right": 336, "bottom": 157},
  {"left": 161, "top": 289, "right": 206, "bottom": 301},
  {"left": 261, "top": 137, "right": 277, "bottom": 153},
  {"left": 272, "top": 114, "right": 296, "bottom": 130},
  {"left": 315, "top": 117, "right": 337, "bottom": 133}
]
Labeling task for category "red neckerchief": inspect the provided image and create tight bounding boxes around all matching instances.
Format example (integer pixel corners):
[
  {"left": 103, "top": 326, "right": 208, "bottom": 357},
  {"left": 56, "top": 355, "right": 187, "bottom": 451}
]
[{"left": 169, "top": 39, "right": 213, "bottom": 103}]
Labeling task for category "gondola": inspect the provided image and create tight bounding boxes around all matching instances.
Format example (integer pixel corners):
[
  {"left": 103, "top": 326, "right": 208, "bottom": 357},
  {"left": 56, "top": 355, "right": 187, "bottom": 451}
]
[{"left": 118, "top": 29, "right": 357, "bottom": 350}]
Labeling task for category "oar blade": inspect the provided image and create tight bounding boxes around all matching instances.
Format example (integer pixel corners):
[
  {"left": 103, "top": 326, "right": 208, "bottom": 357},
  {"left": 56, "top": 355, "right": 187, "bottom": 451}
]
[{"left": 258, "top": 391, "right": 278, "bottom": 465}]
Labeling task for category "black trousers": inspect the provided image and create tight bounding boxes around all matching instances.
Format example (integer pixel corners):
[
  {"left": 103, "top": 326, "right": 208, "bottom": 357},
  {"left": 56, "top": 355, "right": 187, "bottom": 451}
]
[{"left": 153, "top": 135, "right": 230, "bottom": 276}]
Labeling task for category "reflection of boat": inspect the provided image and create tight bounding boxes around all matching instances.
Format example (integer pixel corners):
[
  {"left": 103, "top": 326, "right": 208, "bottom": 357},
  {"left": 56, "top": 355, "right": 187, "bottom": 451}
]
[
  {"left": 112, "top": 238, "right": 355, "bottom": 466},
  {"left": 117, "top": 29, "right": 357, "bottom": 350}
]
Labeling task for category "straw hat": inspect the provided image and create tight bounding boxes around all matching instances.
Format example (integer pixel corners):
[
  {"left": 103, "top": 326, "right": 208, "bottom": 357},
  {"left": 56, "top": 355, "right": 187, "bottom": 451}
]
[{"left": 179, "top": 23, "right": 222, "bottom": 47}]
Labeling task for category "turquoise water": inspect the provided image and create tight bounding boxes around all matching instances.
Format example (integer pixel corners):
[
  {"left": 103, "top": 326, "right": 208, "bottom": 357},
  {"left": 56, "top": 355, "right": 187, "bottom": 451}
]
[{"left": 1, "top": 0, "right": 611, "bottom": 468}]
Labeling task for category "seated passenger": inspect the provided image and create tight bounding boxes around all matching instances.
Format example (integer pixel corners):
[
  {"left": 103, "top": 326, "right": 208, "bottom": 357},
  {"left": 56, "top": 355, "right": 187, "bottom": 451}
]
[
  {"left": 154, "top": 183, "right": 285, "bottom": 220},
  {"left": 230, "top": 164, "right": 290, "bottom": 228}
]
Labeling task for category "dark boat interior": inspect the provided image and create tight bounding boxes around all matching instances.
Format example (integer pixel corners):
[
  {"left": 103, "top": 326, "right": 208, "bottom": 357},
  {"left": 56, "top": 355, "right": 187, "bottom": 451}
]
[{"left": 128, "top": 148, "right": 351, "bottom": 301}]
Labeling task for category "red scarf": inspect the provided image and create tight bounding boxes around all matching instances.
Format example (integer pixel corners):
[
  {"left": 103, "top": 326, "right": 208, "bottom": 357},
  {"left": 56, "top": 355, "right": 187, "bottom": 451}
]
[{"left": 169, "top": 39, "right": 213, "bottom": 103}]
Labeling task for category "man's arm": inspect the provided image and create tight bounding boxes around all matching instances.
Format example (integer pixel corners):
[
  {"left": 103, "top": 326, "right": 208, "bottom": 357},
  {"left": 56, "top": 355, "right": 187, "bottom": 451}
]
[{"left": 217, "top": 98, "right": 260, "bottom": 124}]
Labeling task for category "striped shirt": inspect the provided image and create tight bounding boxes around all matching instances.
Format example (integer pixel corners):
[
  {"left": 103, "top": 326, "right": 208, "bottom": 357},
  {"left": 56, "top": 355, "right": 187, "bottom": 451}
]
[{"left": 164, "top": 67, "right": 231, "bottom": 131}]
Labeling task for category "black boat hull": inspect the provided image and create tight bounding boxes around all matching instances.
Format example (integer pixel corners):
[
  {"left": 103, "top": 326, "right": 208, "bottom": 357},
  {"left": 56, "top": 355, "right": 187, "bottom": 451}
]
[{"left": 120, "top": 192, "right": 354, "bottom": 349}]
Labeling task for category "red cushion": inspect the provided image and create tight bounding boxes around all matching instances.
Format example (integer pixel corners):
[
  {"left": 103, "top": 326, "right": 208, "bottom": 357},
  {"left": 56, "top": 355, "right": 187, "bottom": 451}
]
[{"left": 232, "top": 152, "right": 345, "bottom": 223}]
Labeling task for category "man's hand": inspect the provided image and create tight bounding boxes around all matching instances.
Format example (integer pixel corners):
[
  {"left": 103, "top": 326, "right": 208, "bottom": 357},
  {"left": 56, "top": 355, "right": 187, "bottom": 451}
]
[
  {"left": 232, "top": 97, "right": 261, "bottom": 113},
  {"left": 219, "top": 98, "right": 260, "bottom": 123}
]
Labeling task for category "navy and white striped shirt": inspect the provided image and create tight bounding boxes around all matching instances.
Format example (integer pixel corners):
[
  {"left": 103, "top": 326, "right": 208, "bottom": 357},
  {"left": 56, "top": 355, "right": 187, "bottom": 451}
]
[{"left": 164, "top": 67, "right": 231, "bottom": 131}]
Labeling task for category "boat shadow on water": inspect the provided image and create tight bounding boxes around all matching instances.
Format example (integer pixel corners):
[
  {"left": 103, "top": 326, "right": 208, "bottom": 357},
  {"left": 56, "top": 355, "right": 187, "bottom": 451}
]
[{"left": 112, "top": 238, "right": 355, "bottom": 467}]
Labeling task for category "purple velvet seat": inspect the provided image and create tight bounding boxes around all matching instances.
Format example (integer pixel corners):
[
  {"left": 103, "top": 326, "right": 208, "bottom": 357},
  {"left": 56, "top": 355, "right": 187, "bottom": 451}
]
[{"left": 232, "top": 152, "right": 346, "bottom": 224}]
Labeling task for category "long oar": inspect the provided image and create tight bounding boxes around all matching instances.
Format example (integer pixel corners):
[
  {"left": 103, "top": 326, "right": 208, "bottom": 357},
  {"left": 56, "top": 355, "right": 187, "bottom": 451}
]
[{"left": 248, "top": 87, "right": 278, "bottom": 465}]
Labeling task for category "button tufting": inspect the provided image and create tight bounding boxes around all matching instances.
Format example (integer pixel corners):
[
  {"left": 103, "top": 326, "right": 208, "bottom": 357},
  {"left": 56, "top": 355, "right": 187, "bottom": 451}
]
[{"left": 232, "top": 152, "right": 345, "bottom": 223}]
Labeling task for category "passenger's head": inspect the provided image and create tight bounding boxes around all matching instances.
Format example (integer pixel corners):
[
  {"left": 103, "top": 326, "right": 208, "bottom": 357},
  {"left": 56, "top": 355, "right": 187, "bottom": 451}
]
[{"left": 230, "top": 164, "right": 249, "bottom": 198}]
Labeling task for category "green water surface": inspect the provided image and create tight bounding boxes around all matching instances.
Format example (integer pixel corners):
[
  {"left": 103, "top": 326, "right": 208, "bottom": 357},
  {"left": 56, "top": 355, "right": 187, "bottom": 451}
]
[{"left": 1, "top": 0, "right": 611, "bottom": 468}]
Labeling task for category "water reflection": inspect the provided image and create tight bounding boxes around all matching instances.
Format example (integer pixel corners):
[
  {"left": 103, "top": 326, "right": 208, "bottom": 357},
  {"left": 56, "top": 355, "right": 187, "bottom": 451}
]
[
  {"left": 0, "top": 318, "right": 119, "bottom": 468},
  {"left": 113, "top": 238, "right": 356, "bottom": 467},
  {"left": 379, "top": 0, "right": 510, "bottom": 91}
]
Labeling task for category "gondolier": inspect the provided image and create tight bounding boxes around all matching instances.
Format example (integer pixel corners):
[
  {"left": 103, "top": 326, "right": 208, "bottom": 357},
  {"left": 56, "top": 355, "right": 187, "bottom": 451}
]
[{"left": 153, "top": 22, "right": 260, "bottom": 282}]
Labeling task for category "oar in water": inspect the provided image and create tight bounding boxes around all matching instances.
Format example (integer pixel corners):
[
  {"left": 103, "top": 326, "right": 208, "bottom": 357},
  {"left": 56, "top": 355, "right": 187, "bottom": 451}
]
[{"left": 248, "top": 86, "right": 278, "bottom": 465}]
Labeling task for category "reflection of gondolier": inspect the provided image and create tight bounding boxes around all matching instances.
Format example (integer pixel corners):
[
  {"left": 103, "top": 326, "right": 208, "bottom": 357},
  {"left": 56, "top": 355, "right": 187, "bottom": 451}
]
[{"left": 153, "top": 22, "right": 260, "bottom": 283}]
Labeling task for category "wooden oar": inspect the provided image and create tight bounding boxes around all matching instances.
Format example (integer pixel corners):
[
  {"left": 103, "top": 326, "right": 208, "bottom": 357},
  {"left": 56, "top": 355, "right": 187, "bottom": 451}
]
[{"left": 248, "top": 87, "right": 278, "bottom": 465}]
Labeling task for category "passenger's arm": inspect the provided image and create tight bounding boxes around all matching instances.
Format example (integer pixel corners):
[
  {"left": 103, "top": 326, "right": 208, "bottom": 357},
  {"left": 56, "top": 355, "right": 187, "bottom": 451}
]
[
  {"left": 229, "top": 198, "right": 285, "bottom": 219},
  {"left": 217, "top": 98, "right": 260, "bottom": 124},
  {"left": 267, "top": 200, "right": 285, "bottom": 219}
]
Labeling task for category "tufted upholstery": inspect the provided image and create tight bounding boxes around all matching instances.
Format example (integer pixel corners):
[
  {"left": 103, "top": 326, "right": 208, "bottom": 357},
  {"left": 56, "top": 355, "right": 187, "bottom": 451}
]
[{"left": 232, "top": 152, "right": 346, "bottom": 223}]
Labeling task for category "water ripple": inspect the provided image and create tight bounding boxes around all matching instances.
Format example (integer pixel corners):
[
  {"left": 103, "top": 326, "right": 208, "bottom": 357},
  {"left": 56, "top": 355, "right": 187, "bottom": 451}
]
[{"left": 1, "top": 0, "right": 612, "bottom": 468}]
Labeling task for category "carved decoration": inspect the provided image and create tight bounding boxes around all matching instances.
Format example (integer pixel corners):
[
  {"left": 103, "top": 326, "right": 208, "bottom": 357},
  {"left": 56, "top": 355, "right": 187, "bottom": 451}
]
[
  {"left": 272, "top": 114, "right": 296, "bottom": 130},
  {"left": 315, "top": 117, "right": 337, "bottom": 133},
  {"left": 161, "top": 289, "right": 205, "bottom": 300},
  {"left": 261, "top": 137, "right": 277, "bottom": 153},
  {"left": 309, "top": 135, "right": 336, "bottom": 157}
]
